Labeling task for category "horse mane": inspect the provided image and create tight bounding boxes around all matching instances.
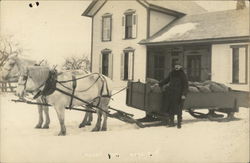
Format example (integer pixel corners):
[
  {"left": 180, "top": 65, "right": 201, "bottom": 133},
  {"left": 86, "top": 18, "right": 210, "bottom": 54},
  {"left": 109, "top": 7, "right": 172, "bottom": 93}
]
[{"left": 27, "top": 66, "right": 50, "bottom": 84}]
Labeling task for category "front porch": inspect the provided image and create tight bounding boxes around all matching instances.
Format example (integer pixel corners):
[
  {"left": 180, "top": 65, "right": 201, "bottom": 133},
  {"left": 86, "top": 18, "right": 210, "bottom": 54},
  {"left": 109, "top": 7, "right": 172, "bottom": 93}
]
[{"left": 146, "top": 45, "right": 212, "bottom": 82}]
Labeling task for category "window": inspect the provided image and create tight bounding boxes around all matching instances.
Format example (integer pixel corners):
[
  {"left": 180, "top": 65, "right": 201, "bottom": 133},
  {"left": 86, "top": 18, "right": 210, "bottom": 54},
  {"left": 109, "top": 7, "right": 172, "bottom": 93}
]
[
  {"left": 154, "top": 55, "right": 165, "bottom": 80},
  {"left": 102, "top": 53, "right": 109, "bottom": 76},
  {"left": 187, "top": 55, "right": 201, "bottom": 82},
  {"left": 122, "top": 9, "right": 137, "bottom": 39},
  {"left": 121, "top": 47, "right": 134, "bottom": 80},
  {"left": 231, "top": 45, "right": 248, "bottom": 84},
  {"left": 102, "top": 14, "right": 112, "bottom": 41},
  {"left": 99, "top": 49, "right": 113, "bottom": 78},
  {"left": 125, "top": 14, "right": 133, "bottom": 39}
]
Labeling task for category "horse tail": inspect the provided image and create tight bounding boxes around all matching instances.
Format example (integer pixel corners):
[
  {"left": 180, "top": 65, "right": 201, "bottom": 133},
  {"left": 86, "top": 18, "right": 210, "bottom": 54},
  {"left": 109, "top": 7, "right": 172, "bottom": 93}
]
[{"left": 99, "top": 74, "right": 113, "bottom": 97}]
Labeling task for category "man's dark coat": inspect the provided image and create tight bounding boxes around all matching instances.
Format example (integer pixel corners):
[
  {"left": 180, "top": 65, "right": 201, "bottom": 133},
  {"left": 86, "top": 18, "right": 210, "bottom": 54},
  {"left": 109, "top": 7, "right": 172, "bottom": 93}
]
[{"left": 159, "top": 69, "right": 188, "bottom": 115}]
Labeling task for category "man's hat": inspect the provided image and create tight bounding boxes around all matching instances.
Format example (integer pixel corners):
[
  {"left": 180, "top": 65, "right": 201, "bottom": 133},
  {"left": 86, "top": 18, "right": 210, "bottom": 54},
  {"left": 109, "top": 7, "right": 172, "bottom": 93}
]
[{"left": 174, "top": 61, "right": 183, "bottom": 66}]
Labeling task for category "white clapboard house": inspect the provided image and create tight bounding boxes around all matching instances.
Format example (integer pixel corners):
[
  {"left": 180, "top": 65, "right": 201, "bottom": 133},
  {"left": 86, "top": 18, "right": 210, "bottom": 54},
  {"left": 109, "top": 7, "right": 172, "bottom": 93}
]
[{"left": 82, "top": 0, "right": 250, "bottom": 91}]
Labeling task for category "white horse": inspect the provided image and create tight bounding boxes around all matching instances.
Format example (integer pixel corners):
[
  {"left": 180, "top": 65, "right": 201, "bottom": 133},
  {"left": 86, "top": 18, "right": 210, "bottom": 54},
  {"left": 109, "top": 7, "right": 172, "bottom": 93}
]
[
  {"left": 16, "top": 65, "right": 113, "bottom": 135},
  {"left": 1, "top": 55, "right": 52, "bottom": 129}
]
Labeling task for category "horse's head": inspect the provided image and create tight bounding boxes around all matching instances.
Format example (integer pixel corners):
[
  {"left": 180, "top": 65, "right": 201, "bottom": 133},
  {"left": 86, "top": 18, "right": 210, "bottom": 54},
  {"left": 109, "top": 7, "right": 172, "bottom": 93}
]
[
  {"left": 16, "top": 66, "right": 50, "bottom": 98},
  {"left": 1, "top": 54, "right": 18, "bottom": 81}
]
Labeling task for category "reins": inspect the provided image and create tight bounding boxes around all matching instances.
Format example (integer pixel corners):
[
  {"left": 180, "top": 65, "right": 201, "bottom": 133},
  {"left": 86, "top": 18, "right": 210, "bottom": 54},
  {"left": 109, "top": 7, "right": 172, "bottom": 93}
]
[{"left": 19, "top": 68, "right": 128, "bottom": 114}]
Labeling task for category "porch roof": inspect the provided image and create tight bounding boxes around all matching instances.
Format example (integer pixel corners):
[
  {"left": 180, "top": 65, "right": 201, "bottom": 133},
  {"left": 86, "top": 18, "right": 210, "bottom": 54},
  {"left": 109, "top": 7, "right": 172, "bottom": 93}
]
[{"left": 139, "top": 8, "right": 250, "bottom": 45}]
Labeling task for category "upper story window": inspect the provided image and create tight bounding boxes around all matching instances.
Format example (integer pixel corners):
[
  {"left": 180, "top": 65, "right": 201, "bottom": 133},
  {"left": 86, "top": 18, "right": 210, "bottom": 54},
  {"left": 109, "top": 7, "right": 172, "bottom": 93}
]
[
  {"left": 122, "top": 9, "right": 137, "bottom": 39},
  {"left": 230, "top": 45, "right": 248, "bottom": 84},
  {"left": 102, "top": 13, "right": 112, "bottom": 41}
]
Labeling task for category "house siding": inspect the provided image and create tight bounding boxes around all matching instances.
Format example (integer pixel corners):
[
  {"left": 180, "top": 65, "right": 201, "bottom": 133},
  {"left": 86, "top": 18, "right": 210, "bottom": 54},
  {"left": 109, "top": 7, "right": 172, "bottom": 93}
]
[
  {"left": 149, "top": 10, "right": 176, "bottom": 37},
  {"left": 92, "top": 0, "right": 147, "bottom": 87},
  {"left": 211, "top": 43, "right": 250, "bottom": 91}
]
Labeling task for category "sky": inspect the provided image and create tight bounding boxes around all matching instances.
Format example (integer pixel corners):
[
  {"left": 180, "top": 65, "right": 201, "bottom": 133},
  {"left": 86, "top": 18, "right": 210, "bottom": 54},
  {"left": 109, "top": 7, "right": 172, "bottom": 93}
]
[
  {"left": 0, "top": 0, "right": 248, "bottom": 65},
  {"left": 0, "top": 0, "right": 92, "bottom": 65}
]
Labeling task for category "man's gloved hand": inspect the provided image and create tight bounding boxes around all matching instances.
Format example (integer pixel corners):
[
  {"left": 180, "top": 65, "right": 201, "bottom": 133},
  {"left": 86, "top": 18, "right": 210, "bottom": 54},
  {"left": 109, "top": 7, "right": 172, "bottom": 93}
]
[{"left": 150, "top": 83, "right": 159, "bottom": 89}]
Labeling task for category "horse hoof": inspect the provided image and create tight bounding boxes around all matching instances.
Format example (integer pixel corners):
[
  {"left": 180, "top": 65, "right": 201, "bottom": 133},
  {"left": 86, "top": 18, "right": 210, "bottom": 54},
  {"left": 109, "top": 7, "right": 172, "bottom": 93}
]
[
  {"left": 58, "top": 132, "right": 66, "bottom": 136},
  {"left": 42, "top": 125, "right": 49, "bottom": 129},
  {"left": 101, "top": 127, "right": 107, "bottom": 131},
  {"left": 91, "top": 128, "right": 100, "bottom": 132},
  {"left": 86, "top": 122, "right": 91, "bottom": 126},
  {"left": 79, "top": 124, "right": 85, "bottom": 128},
  {"left": 35, "top": 125, "right": 42, "bottom": 129}
]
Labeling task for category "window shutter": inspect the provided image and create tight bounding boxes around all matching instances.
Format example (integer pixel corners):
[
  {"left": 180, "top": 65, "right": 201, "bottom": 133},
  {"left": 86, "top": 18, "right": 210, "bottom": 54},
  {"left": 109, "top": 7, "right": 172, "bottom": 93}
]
[
  {"left": 109, "top": 17, "right": 112, "bottom": 41},
  {"left": 101, "top": 18, "right": 104, "bottom": 41},
  {"left": 132, "top": 14, "right": 137, "bottom": 39},
  {"left": 229, "top": 49, "right": 233, "bottom": 83},
  {"left": 122, "top": 15, "right": 125, "bottom": 39},
  {"left": 128, "top": 52, "right": 134, "bottom": 80},
  {"left": 120, "top": 52, "right": 124, "bottom": 80},
  {"left": 239, "top": 47, "right": 246, "bottom": 83},
  {"left": 99, "top": 53, "right": 103, "bottom": 74},
  {"left": 108, "top": 53, "right": 113, "bottom": 79}
]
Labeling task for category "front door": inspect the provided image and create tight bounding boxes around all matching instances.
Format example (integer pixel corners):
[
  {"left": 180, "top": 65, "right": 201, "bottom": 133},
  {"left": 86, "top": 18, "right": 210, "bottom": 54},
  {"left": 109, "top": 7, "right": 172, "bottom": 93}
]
[{"left": 187, "top": 55, "right": 201, "bottom": 81}]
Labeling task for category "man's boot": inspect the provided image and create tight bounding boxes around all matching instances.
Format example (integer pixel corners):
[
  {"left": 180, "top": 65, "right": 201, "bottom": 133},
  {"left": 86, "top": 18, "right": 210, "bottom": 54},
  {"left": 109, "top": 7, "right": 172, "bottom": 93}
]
[
  {"left": 168, "top": 115, "right": 175, "bottom": 127},
  {"left": 177, "top": 114, "right": 182, "bottom": 129}
]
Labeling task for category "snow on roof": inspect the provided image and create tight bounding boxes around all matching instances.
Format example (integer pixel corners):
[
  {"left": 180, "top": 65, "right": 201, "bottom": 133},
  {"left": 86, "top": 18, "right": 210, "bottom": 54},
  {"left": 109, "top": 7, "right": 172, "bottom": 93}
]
[
  {"left": 152, "top": 23, "right": 199, "bottom": 42},
  {"left": 142, "top": 8, "right": 250, "bottom": 44}
]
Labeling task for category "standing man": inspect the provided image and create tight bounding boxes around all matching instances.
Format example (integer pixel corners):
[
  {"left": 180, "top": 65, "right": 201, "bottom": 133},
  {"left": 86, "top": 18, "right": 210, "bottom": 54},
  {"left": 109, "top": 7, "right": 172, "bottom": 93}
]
[{"left": 155, "top": 62, "right": 188, "bottom": 128}]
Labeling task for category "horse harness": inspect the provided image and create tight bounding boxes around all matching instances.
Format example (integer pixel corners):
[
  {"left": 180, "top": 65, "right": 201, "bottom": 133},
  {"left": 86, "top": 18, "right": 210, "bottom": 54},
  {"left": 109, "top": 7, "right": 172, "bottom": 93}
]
[{"left": 29, "top": 70, "right": 111, "bottom": 109}]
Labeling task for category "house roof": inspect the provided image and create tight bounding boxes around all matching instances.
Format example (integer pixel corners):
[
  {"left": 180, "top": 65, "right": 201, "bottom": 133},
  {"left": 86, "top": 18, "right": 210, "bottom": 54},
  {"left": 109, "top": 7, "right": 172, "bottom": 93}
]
[
  {"left": 143, "top": 0, "right": 206, "bottom": 15},
  {"left": 82, "top": 0, "right": 206, "bottom": 17},
  {"left": 140, "top": 8, "right": 250, "bottom": 45}
]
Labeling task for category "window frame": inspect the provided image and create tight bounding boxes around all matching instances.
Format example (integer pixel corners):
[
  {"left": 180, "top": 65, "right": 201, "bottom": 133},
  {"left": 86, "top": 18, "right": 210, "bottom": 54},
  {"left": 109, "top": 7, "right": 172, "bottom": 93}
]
[
  {"left": 230, "top": 44, "right": 248, "bottom": 84},
  {"left": 121, "top": 47, "right": 135, "bottom": 81},
  {"left": 123, "top": 9, "right": 137, "bottom": 40},
  {"left": 154, "top": 55, "right": 165, "bottom": 81},
  {"left": 102, "top": 13, "right": 112, "bottom": 42},
  {"left": 125, "top": 14, "right": 133, "bottom": 39},
  {"left": 100, "top": 49, "right": 113, "bottom": 79}
]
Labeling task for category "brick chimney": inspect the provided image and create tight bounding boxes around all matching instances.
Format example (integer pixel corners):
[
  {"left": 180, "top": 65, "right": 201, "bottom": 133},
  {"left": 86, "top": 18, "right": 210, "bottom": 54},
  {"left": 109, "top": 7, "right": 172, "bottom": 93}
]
[{"left": 236, "top": 0, "right": 246, "bottom": 10}]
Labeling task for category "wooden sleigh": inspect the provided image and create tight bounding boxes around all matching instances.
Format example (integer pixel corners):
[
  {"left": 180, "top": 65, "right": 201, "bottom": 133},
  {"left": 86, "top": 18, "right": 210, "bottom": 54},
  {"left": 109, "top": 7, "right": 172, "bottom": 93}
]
[{"left": 126, "top": 81, "right": 250, "bottom": 122}]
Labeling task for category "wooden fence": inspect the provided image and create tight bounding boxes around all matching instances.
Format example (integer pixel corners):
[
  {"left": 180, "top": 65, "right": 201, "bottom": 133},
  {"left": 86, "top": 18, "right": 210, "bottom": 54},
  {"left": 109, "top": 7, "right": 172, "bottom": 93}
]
[{"left": 0, "top": 81, "right": 17, "bottom": 93}]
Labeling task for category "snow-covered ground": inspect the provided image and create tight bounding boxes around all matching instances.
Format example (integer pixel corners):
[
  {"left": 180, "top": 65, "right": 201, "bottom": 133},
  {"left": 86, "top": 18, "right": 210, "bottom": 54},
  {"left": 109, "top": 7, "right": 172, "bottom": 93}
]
[{"left": 0, "top": 91, "right": 249, "bottom": 163}]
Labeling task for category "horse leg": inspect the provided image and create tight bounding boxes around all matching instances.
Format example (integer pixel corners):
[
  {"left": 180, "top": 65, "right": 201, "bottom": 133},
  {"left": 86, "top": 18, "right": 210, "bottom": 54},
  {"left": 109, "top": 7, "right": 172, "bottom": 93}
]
[
  {"left": 92, "top": 110, "right": 102, "bottom": 132},
  {"left": 86, "top": 113, "right": 93, "bottom": 126},
  {"left": 101, "top": 112, "right": 107, "bottom": 131},
  {"left": 54, "top": 106, "right": 66, "bottom": 136},
  {"left": 35, "top": 105, "right": 43, "bottom": 128},
  {"left": 42, "top": 106, "right": 50, "bottom": 129},
  {"left": 79, "top": 105, "right": 93, "bottom": 128},
  {"left": 79, "top": 112, "right": 89, "bottom": 128},
  {"left": 40, "top": 97, "right": 50, "bottom": 129},
  {"left": 101, "top": 98, "right": 110, "bottom": 131}
]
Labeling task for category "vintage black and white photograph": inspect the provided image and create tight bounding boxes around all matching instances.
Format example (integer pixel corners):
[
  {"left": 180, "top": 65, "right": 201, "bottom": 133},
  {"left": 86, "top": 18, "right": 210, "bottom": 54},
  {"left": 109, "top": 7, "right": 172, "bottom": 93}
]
[{"left": 0, "top": 0, "right": 249, "bottom": 162}]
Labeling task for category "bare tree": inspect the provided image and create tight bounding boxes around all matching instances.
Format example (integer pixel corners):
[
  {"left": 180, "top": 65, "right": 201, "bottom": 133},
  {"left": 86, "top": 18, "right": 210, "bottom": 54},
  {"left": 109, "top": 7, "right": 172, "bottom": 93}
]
[
  {"left": 0, "top": 35, "right": 23, "bottom": 67},
  {"left": 62, "top": 55, "right": 90, "bottom": 72}
]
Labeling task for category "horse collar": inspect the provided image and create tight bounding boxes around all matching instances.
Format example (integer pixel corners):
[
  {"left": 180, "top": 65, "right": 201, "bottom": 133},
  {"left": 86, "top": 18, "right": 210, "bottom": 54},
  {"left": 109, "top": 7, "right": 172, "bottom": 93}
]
[{"left": 40, "top": 69, "right": 58, "bottom": 97}]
